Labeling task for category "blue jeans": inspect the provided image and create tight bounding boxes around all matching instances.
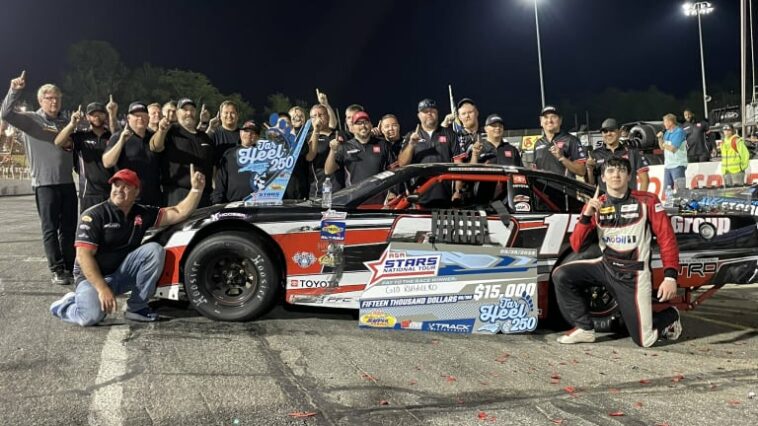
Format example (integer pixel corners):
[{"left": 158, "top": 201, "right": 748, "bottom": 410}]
[
  {"left": 57, "top": 243, "right": 165, "bottom": 326},
  {"left": 664, "top": 166, "right": 686, "bottom": 190}
]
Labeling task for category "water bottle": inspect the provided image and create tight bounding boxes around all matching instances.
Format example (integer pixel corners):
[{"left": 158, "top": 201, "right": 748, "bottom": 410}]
[
  {"left": 663, "top": 187, "right": 673, "bottom": 208},
  {"left": 321, "top": 177, "right": 332, "bottom": 209}
]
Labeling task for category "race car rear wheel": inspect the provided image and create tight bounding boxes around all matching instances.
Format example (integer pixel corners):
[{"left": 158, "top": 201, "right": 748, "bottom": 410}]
[{"left": 183, "top": 232, "right": 279, "bottom": 321}]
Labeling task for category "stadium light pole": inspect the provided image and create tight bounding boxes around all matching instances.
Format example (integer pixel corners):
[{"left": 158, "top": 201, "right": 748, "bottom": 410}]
[
  {"left": 527, "top": 0, "right": 546, "bottom": 109},
  {"left": 683, "top": 2, "right": 715, "bottom": 120}
]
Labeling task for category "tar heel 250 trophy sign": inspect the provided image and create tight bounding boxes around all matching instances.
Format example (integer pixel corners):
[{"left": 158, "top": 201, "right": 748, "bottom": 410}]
[
  {"left": 358, "top": 245, "right": 539, "bottom": 335},
  {"left": 242, "top": 115, "right": 312, "bottom": 205}
]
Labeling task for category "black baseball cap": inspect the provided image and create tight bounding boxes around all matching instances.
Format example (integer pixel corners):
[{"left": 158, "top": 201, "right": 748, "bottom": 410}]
[
  {"left": 127, "top": 102, "right": 148, "bottom": 114},
  {"left": 601, "top": 118, "right": 619, "bottom": 131},
  {"left": 86, "top": 102, "right": 106, "bottom": 115},
  {"left": 485, "top": 114, "right": 504, "bottom": 126},
  {"left": 540, "top": 105, "right": 560, "bottom": 116},
  {"left": 240, "top": 120, "right": 260, "bottom": 133},
  {"left": 456, "top": 98, "right": 476, "bottom": 109},
  {"left": 177, "top": 98, "right": 196, "bottom": 109},
  {"left": 417, "top": 98, "right": 437, "bottom": 111}
]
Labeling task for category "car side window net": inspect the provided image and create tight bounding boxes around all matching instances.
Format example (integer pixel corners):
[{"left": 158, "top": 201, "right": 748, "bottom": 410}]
[{"left": 431, "top": 209, "right": 490, "bottom": 245}]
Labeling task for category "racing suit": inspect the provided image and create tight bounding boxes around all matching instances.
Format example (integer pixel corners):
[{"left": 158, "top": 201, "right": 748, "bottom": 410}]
[{"left": 551, "top": 190, "right": 680, "bottom": 347}]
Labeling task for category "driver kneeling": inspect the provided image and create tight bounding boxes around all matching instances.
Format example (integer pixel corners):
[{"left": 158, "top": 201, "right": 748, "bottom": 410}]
[
  {"left": 551, "top": 157, "right": 682, "bottom": 347},
  {"left": 49, "top": 168, "right": 205, "bottom": 326}
]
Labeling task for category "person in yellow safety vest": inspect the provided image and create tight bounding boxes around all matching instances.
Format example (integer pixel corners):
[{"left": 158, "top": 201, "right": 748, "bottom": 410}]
[{"left": 720, "top": 124, "right": 750, "bottom": 187}]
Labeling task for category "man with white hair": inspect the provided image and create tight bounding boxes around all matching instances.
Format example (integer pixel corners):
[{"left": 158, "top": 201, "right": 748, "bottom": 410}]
[{"left": 1, "top": 70, "right": 76, "bottom": 285}]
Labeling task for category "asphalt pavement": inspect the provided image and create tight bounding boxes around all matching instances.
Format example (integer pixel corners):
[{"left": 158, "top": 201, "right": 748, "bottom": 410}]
[{"left": 1, "top": 194, "right": 756, "bottom": 425}]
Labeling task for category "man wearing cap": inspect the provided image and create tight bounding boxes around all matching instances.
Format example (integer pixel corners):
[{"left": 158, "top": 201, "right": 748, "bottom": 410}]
[
  {"left": 586, "top": 118, "right": 649, "bottom": 192},
  {"left": 442, "top": 98, "right": 481, "bottom": 158},
  {"left": 103, "top": 101, "right": 163, "bottom": 206},
  {"left": 534, "top": 106, "right": 587, "bottom": 178},
  {"left": 207, "top": 100, "right": 241, "bottom": 166},
  {"left": 150, "top": 97, "right": 215, "bottom": 207},
  {"left": 55, "top": 102, "right": 114, "bottom": 213},
  {"left": 325, "top": 111, "right": 393, "bottom": 187},
  {"left": 398, "top": 98, "right": 460, "bottom": 206},
  {"left": 342, "top": 104, "right": 364, "bottom": 140},
  {"left": 720, "top": 124, "right": 750, "bottom": 187},
  {"left": 306, "top": 104, "right": 345, "bottom": 198},
  {"left": 50, "top": 167, "right": 206, "bottom": 326},
  {"left": 212, "top": 120, "right": 261, "bottom": 203},
  {"left": 682, "top": 108, "right": 711, "bottom": 163},
  {"left": 470, "top": 114, "right": 523, "bottom": 167},
  {"left": 1, "top": 70, "right": 76, "bottom": 285}
]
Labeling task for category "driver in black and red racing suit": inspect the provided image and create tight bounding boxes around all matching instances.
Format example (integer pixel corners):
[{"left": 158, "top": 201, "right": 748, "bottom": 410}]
[{"left": 551, "top": 157, "right": 682, "bottom": 347}]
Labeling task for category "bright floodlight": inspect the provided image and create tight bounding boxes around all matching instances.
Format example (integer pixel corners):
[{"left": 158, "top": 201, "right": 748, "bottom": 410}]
[{"left": 683, "top": 2, "right": 714, "bottom": 16}]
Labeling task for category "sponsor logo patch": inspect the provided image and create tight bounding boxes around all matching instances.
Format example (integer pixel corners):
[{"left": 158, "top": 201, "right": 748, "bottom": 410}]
[
  {"left": 292, "top": 252, "right": 316, "bottom": 268},
  {"left": 599, "top": 206, "right": 616, "bottom": 214},
  {"left": 289, "top": 278, "right": 330, "bottom": 288},
  {"left": 372, "top": 145, "right": 381, "bottom": 153},
  {"left": 512, "top": 175, "right": 527, "bottom": 184},
  {"left": 364, "top": 250, "right": 440, "bottom": 286},
  {"left": 81, "top": 215, "right": 93, "bottom": 223},
  {"left": 438, "top": 136, "right": 447, "bottom": 143},
  {"left": 134, "top": 215, "right": 143, "bottom": 226},
  {"left": 360, "top": 311, "right": 397, "bottom": 328},
  {"left": 620, "top": 204, "right": 639, "bottom": 212}
]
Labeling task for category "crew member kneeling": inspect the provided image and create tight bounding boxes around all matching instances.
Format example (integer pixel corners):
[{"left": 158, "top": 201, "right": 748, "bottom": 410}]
[
  {"left": 551, "top": 157, "right": 682, "bottom": 347},
  {"left": 50, "top": 167, "right": 205, "bottom": 325}
]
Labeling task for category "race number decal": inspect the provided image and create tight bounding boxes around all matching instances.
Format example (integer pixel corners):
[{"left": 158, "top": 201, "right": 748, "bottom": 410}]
[{"left": 539, "top": 214, "right": 582, "bottom": 255}]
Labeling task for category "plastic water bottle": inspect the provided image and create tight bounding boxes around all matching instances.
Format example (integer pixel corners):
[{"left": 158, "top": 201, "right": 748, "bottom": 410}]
[
  {"left": 663, "top": 187, "right": 673, "bottom": 208},
  {"left": 322, "top": 177, "right": 332, "bottom": 209}
]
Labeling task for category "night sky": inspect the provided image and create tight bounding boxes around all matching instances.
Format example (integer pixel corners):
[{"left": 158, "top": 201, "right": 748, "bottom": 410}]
[{"left": 0, "top": 0, "right": 746, "bottom": 129}]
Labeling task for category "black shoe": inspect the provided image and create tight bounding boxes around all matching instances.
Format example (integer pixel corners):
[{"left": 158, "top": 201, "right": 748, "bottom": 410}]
[{"left": 51, "top": 271, "right": 70, "bottom": 286}]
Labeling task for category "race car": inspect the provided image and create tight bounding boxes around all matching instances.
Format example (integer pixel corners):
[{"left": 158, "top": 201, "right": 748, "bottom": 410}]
[{"left": 147, "top": 163, "right": 758, "bottom": 331}]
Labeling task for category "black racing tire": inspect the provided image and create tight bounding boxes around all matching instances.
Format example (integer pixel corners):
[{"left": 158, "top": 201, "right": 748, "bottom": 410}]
[
  {"left": 183, "top": 232, "right": 280, "bottom": 322},
  {"left": 547, "top": 245, "right": 624, "bottom": 333}
]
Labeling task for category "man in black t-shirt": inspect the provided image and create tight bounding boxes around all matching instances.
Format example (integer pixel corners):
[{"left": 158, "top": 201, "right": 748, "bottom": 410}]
[
  {"left": 102, "top": 102, "right": 162, "bottom": 207},
  {"left": 49, "top": 167, "right": 206, "bottom": 326},
  {"left": 442, "top": 97, "right": 482, "bottom": 159},
  {"left": 682, "top": 108, "right": 711, "bottom": 163},
  {"left": 150, "top": 97, "right": 215, "bottom": 207},
  {"left": 586, "top": 118, "right": 650, "bottom": 192},
  {"left": 55, "top": 102, "right": 113, "bottom": 213},
  {"left": 212, "top": 120, "right": 261, "bottom": 204},
  {"left": 533, "top": 105, "right": 587, "bottom": 178},
  {"left": 325, "top": 111, "right": 392, "bottom": 187},
  {"left": 206, "top": 100, "right": 241, "bottom": 166},
  {"left": 471, "top": 114, "right": 523, "bottom": 167},
  {"left": 305, "top": 104, "right": 345, "bottom": 197},
  {"left": 380, "top": 114, "right": 403, "bottom": 160},
  {"left": 398, "top": 98, "right": 461, "bottom": 206}
]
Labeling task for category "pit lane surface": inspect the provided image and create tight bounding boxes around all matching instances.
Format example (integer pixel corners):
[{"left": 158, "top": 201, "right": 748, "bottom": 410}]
[{"left": 1, "top": 195, "right": 756, "bottom": 425}]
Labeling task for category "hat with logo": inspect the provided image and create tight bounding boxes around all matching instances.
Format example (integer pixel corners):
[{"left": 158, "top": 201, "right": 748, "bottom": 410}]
[
  {"left": 485, "top": 114, "right": 504, "bottom": 126},
  {"left": 108, "top": 168, "right": 141, "bottom": 188},
  {"left": 601, "top": 118, "right": 619, "bottom": 131},
  {"left": 86, "top": 102, "right": 106, "bottom": 115},
  {"left": 177, "top": 98, "right": 196, "bottom": 109},
  {"left": 240, "top": 120, "right": 260, "bottom": 133},
  {"left": 127, "top": 102, "right": 148, "bottom": 114},
  {"left": 417, "top": 98, "right": 437, "bottom": 111},
  {"left": 540, "top": 105, "right": 560, "bottom": 116},
  {"left": 456, "top": 98, "right": 476, "bottom": 109},
  {"left": 352, "top": 111, "right": 370, "bottom": 124}
]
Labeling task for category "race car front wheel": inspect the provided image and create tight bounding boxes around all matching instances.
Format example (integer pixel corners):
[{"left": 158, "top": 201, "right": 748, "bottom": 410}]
[{"left": 183, "top": 232, "right": 279, "bottom": 321}]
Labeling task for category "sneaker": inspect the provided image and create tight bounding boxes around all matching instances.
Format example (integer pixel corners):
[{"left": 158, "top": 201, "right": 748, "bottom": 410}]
[
  {"left": 124, "top": 308, "right": 159, "bottom": 322},
  {"left": 51, "top": 271, "right": 70, "bottom": 286},
  {"left": 557, "top": 328, "right": 596, "bottom": 344},
  {"left": 50, "top": 292, "right": 76, "bottom": 318},
  {"left": 661, "top": 307, "right": 682, "bottom": 341}
]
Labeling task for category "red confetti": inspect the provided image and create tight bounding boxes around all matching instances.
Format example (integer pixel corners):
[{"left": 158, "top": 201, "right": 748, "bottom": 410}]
[
  {"left": 609, "top": 388, "right": 621, "bottom": 394},
  {"left": 551, "top": 373, "right": 561, "bottom": 379},
  {"left": 360, "top": 372, "right": 378, "bottom": 381},
  {"left": 727, "top": 400, "right": 741, "bottom": 406},
  {"left": 443, "top": 375, "right": 457, "bottom": 382},
  {"left": 288, "top": 411, "right": 318, "bottom": 418},
  {"left": 634, "top": 402, "right": 644, "bottom": 408},
  {"left": 476, "top": 411, "right": 496, "bottom": 422},
  {"left": 551, "top": 419, "right": 565, "bottom": 425},
  {"left": 639, "top": 379, "right": 651, "bottom": 385},
  {"left": 608, "top": 411, "right": 625, "bottom": 417},
  {"left": 671, "top": 374, "right": 685, "bottom": 383},
  {"left": 563, "top": 386, "right": 577, "bottom": 394},
  {"left": 550, "top": 378, "right": 561, "bottom": 384},
  {"left": 379, "top": 400, "right": 389, "bottom": 406},
  {"left": 409, "top": 379, "right": 417, "bottom": 385},
  {"left": 495, "top": 353, "right": 510, "bottom": 363}
]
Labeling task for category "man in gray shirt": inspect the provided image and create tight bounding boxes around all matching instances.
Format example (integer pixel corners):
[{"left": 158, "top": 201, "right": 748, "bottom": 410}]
[{"left": 1, "top": 71, "right": 76, "bottom": 285}]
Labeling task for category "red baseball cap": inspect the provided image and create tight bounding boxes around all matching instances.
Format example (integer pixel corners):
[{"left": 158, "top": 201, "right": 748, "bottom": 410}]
[
  {"left": 108, "top": 169, "right": 141, "bottom": 188},
  {"left": 352, "top": 111, "right": 370, "bottom": 124}
]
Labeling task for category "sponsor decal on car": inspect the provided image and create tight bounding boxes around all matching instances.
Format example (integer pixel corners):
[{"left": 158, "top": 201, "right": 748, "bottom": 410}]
[
  {"left": 514, "top": 202, "right": 531, "bottom": 212},
  {"left": 318, "top": 254, "right": 336, "bottom": 267},
  {"left": 210, "top": 212, "right": 249, "bottom": 221},
  {"left": 289, "top": 278, "right": 330, "bottom": 288},
  {"left": 292, "top": 251, "right": 316, "bottom": 268},
  {"left": 512, "top": 174, "right": 527, "bottom": 184},
  {"left": 320, "top": 221, "right": 346, "bottom": 241},
  {"left": 670, "top": 216, "right": 731, "bottom": 236},
  {"left": 359, "top": 311, "right": 397, "bottom": 328}
]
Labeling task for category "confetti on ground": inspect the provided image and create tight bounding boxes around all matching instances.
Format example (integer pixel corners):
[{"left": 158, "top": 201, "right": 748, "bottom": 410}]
[
  {"left": 495, "top": 353, "right": 510, "bottom": 363},
  {"left": 477, "top": 411, "right": 496, "bottom": 422},
  {"left": 551, "top": 419, "right": 565, "bottom": 425},
  {"left": 639, "top": 379, "right": 651, "bottom": 385},
  {"left": 288, "top": 411, "right": 318, "bottom": 419},
  {"left": 360, "top": 372, "right": 378, "bottom": 381},
  {"left": 379, "top": 400, "right": 389, "bottom": 406},
  {"left": 563, "top": 386, "right": 577, "bottom": 394},
  {"left": 634, "top": 402, "right": 644, "bottom": 409},
  {"left": 727, "top": 400, "right": 741, "bottom": 406},
  {"left": 671, "top": 374, "right": 685, "bottom": 383},
  {"left": 443, "top": 375, "right": 457, "bottom": 382},
  {"left": 409, "top": 379, "right": 417, "bottom": 385},
  {"left": 608, "top": 411, "right": 625, "bottom": 417}
]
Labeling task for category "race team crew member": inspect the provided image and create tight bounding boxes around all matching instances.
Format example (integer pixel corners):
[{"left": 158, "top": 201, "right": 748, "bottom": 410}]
[
  {"left": 470, "top": 114, "right": 523, "bottom": 167},
  {"left": 682, "top": 108, "right": 710, "bottom": 163},
  {"left": 586, "top": 118, "right": 649, "bottom": 193},
  {"left": 398, "top": 98, "right": 461, "bottom": 206},
  {"left": 442, "top": 97, "right": 481, "bottom": 158},
  {"left": 325, "top": 111, "right": 393, "bottom": 187},
  {"left": 50, "top": 167, "right": 206, "bottom": 326},
  {"left": 55, "top": 102, "right": 114, "bottom": 213},
  {"left": 212, "top": 120, "right": 261, "bottom": 204},
  {"left": 551, "top": 157, "right": 682, "bottom": 347},
  {"left": 305, "top": 104, "right": 345, "bottom": 198},
  {"left": 720, "top": 124, "right": 750, "bottom": 187},
  {"left": 103, "top": 101, "right": 163, "bottom": 207},
  {"left": 533, "top": 106, "right": 587, "bottom": 178},
  {"left": 150, "top": 97, "right": 215, "bottom": 207}
]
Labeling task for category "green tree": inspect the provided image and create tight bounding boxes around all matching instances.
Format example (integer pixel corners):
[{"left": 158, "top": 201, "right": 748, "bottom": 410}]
[{"left": 61, "top": 40, "right": 128, "bottom": 108}]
